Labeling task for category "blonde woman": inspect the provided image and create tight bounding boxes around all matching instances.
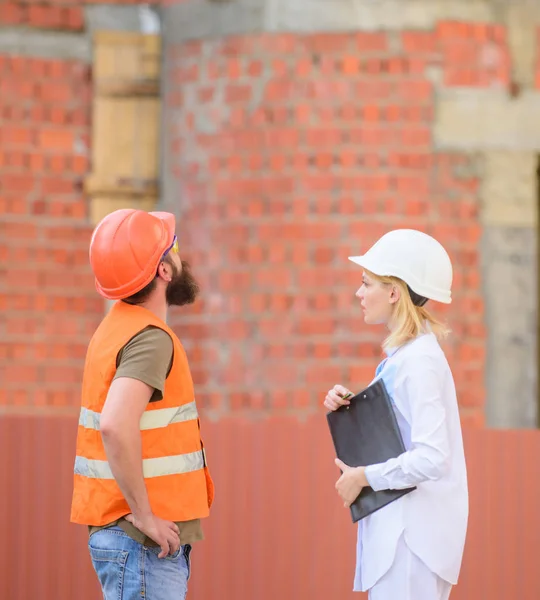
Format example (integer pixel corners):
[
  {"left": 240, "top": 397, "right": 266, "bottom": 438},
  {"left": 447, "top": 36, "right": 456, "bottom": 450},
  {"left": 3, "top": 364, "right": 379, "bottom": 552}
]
[{"left": 324, "top": 230, "right": 468, "bottom": 600}]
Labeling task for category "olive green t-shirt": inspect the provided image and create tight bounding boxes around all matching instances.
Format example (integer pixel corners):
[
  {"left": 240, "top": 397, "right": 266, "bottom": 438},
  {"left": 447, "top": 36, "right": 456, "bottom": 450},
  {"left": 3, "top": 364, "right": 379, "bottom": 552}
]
[{"left": 88, "top": 325, "right": 203, "bottom": 547}]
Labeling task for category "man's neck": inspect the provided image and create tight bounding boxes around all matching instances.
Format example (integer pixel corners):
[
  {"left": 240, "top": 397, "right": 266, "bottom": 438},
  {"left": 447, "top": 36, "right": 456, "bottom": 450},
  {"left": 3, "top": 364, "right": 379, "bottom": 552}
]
[{"left": 137, "top": 297, "right": 168, "bottom": 323}]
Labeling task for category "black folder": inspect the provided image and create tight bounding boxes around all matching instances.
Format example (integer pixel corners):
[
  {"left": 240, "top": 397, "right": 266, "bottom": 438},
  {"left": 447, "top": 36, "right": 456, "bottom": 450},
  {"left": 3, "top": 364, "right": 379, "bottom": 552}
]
[{"left": 326, "top": 378, "right": 416, "bottom": 523}]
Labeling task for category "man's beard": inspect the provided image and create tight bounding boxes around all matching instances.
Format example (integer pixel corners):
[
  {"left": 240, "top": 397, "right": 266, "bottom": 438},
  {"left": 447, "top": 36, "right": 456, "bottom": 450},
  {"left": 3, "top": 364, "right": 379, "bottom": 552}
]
[{"left": 166, "top": 260, "right": 200, "bottom": 307}]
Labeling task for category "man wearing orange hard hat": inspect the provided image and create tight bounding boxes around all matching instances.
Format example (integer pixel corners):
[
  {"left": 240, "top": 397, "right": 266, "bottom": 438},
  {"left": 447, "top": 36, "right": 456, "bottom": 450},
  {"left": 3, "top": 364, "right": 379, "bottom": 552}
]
[{"left": 70, "top": 209, "right": 214, "bottom": 600}]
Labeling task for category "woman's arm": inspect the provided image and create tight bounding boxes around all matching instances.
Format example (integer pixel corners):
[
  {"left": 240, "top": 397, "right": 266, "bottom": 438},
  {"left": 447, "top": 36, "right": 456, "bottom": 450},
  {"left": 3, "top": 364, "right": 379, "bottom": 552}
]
[{"left": 365, "top": 359, "right": 451, "bottom": 491}]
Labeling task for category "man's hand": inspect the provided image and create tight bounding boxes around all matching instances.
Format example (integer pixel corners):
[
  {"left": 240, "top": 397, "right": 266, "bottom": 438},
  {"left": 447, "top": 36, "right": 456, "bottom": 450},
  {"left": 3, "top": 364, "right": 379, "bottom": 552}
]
[
  {"left": 324, "top": 384, "right": 353, "bottom": 411},
  {"left": 335, "top": 459, "right": 368, "bottom": 508},
  {"left": 125, "top": 513, "right": 180, "bottom": 559}
]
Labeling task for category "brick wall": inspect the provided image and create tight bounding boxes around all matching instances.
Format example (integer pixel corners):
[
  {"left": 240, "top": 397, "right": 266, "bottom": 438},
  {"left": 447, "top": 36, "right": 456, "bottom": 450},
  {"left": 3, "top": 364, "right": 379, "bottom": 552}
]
[
  {"left": 0, "top": 2, "right": 85, "bottom": 30},
  {"left": 0, "top": 0, "right": 162, "bottom": 31},
  {"left": 0, "top": 0, "right": 164, "bottom": 413},
  {"left": 0, "top": 54, "right": 101, "bottom": 412},
  {"left": 1, "top": 16, "right": 534, "bottom": 424},
  {"left": 165, "top": 25, "right": 496, "bottom": 426}
]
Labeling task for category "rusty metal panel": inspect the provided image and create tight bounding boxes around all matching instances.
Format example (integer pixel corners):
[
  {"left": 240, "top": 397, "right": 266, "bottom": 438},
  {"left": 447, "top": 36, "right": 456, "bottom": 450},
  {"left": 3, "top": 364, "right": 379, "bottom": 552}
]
[
  {"left": 193, "top": 421, "right": 540, "bottom": 600},
  {"left": 458, "top": 428, "right": 540, "bottom": 600},
  {"left": 0, "top": 416, "right": 100, "bottom": 600},
  {"left": 1, "top": 415, "right": 539, "bottom": 600}
]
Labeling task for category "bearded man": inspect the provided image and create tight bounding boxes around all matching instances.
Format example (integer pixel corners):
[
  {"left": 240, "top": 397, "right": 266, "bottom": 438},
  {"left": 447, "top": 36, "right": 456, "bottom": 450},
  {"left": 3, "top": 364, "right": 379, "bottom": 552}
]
[{"left": 70, "top": 209, "right": 214, "bottom": 600}]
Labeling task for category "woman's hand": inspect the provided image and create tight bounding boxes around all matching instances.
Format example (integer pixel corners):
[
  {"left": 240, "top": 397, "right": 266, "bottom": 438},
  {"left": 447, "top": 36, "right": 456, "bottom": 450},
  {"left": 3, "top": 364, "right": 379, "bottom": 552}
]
[
  {"left": 335, "top": 459, "right": 368, "bottom": 507},
  {"left": 324, "top": 384, "right": 353, "bottom": 411}
]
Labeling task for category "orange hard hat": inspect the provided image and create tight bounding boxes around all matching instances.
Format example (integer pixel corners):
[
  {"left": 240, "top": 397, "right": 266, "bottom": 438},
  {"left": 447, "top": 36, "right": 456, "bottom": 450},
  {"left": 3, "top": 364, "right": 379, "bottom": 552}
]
[{"left": 89, "top": 208, "right": 176, "bottom": 300}]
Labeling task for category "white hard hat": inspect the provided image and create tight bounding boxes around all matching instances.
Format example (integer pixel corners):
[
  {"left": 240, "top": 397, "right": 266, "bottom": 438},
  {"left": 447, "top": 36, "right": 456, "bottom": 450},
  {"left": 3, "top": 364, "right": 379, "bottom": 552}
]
[{"left": 348, "top": 229, "right": 453, "bottom": 304}]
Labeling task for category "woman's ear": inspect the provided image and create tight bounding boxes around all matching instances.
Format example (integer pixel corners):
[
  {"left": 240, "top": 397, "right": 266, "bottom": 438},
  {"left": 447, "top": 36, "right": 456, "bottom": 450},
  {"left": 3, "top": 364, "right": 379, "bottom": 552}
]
[{"left": 389, "top": 284, "right": 401, "bottom": 305}]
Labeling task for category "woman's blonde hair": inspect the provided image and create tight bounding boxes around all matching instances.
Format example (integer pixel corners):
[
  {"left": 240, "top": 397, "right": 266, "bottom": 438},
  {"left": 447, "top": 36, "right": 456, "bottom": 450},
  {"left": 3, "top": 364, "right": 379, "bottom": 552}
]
[{"left": 365, "top": 270, "right": 451, "bottom": 351}]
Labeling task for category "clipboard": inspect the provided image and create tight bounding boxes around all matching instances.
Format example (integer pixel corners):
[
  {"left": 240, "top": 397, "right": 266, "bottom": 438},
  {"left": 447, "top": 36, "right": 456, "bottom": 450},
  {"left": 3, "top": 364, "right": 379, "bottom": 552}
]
[{"left": 326, "top": 378, "right": 416, "bottom": 522}]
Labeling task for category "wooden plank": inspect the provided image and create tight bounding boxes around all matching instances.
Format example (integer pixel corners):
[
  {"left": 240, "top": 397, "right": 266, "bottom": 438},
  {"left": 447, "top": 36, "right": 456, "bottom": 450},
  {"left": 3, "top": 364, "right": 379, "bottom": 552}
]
[
  {"left": 93, "top": 30, "right": 161, "bottom": 51},
  {"left": 86, "top": 31, "right": 161, "bottom": 225},
  {"left": 90, "top": 196, "right": 158, "bottom": 225},
  {"left": 91, "top": 96, "right": 160, "bottom": 183},
  {"left": 85, "top": 175, "right": 158, "bottom": 196},
  {"left": 93, "top": 31, "right": 160, "bottom": 83},
  {"left": 94, "top": 81, "right": 160, "bottom": 97}
]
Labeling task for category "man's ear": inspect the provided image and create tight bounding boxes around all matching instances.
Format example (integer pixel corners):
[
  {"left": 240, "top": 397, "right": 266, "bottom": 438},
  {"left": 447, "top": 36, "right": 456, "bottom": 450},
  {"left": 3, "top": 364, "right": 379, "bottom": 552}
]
[
  {"left": 389, "top": 284, "right": 401, "bottom": 305},
  {"left": 156, "top": 261, "right": 173, "bottom": 283}
]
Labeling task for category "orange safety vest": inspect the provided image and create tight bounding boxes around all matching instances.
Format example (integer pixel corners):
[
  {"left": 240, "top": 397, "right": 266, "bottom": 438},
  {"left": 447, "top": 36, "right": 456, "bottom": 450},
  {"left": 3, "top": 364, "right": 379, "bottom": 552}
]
[{"left": 70, "top": 301, "right": 214, "bottom": 526}]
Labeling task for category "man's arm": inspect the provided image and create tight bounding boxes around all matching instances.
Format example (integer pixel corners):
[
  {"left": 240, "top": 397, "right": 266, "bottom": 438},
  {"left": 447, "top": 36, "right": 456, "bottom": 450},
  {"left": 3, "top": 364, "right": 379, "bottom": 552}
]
[
  {"left": 100, "top": 377, "right": 153, "bottom": 517},
  {"left": 100, "top": 377, "right": 180, "bottom": 558}
]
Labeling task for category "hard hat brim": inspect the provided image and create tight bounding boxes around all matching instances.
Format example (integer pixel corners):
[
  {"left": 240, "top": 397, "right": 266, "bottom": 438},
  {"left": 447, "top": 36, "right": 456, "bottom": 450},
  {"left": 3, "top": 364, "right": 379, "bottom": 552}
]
[
  {"left": 348, "top": 256, "right": 452, "bottom": 304},
  {"left": 150, "top": 211, "right": 176, "bottom": 250},
  {"left": 348, "top": 255, "right": 381, "bottom": 275}
]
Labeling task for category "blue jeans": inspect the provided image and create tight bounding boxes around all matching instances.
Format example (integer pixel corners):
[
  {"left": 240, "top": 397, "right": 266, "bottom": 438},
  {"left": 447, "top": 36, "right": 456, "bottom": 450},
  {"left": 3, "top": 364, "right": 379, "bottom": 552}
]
[{"left": 89, "top": 526, "right": 192, "bottom": 600}]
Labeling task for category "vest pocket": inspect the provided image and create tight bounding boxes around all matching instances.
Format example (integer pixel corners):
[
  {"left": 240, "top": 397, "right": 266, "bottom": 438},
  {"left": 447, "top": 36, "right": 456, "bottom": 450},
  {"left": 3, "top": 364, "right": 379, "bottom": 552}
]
[{"left": 88, "top": 546, "right": 129, "bottom": 600}]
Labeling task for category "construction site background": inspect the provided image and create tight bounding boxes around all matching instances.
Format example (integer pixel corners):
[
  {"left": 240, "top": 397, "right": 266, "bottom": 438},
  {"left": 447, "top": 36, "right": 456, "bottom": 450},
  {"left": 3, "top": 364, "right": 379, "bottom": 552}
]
[{"left": 1, "top": 1, "right": 539, "bottom": 598}]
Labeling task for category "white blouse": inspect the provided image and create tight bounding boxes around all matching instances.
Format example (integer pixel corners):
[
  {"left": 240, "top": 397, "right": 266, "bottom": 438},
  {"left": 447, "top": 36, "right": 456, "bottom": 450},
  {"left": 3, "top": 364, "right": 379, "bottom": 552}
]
[{"left": 355, "top": 333, "right": 469, "bottom": 591}]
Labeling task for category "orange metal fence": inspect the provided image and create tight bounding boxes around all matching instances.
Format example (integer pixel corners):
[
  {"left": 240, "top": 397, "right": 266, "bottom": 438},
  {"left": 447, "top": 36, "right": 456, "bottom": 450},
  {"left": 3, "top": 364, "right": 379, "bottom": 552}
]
[{"left": 1, "top": 415, "right": 538, "bottom": 600}]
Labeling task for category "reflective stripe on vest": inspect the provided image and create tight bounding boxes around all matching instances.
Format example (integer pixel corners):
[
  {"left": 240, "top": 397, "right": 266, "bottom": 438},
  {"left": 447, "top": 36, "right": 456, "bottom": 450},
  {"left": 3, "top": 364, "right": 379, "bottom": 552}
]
[
  {"left": 74, "top": 450, "right": 204, "bottom": 479},
  {"left": 78, "top": 401, "right": 199, "bottom": 431}
]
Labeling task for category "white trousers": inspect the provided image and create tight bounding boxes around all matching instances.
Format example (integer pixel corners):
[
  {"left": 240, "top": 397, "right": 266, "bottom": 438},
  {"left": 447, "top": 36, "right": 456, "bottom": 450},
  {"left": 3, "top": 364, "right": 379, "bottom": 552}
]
[{"left": 368, "top": 536, "right": 452, "bottom": 600}]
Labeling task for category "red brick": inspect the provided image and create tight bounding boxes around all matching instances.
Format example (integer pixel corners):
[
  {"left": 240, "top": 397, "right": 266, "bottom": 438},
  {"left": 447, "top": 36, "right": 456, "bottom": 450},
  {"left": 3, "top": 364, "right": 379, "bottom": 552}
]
[
  {"left": 356, "top": 32, "right": 387, "bottom": 52},
  {"left": 361, "top": 105, "right": 379, "bottom": 121},
  {"left": 16, "top": 150, "right": 31, "bottom": 166},
  {"left": 3, "top": 364, "right": 38, "bottom": 385},
  {"left": 459, "top": 410, "right": 485, "bottom": 428},
  {"left": 0, "top": 2, "right": 26, "bottom": 25},
  {"left": 48, "top": 107, "right": 69, "bottom": 125},
  {"left": 458, "top": 343, "right": 485, "bottom": 363},
  {"left": 42, "top": 365, "right": 83, "bottom": 384},
  {"left": 306, "top": 33, "right": 352, "bottom": 53},
  {"left": 70, "top": 155, "right": 89, "bottom": 174},
  {"left": 401, "top": 31, "right": 438, "bottom": 54},
  {"left": 255, "top": 268, "right": 292, "bottom": 289},
  {"left": 70, "top": 61, "right": 90, "bottom": 82},
  {"left": 16, "top": 80, "right": 36, "bottom": 100},
  {"left": 258, "top": 33, "right": 298, "bottom": 54},
  {"left": 0, "top": 195, "right": 26, "bottom": 215},
  {"left": 305, "top": 365, "right": 344, "bottom": 386},
  {"left": 395, "top": 80, "right": 433, "bottom": 100},
  {"left": 42, "top": 177, "right": 77, "bottom": 194},
  {"left": 70, "top": 108, "right": 90, "bottom": 126},
  {"left": 348, "top": 365, "right": 378, "bottom": 387},
  {"left": 28, "top": 106, "right": 47, "bottom": 123},
  {"left": 1, "top": 175, "right": 35, "bottom": 194},
  {"left": 311, "top": 342, "right": 333, "bottom": 359},
  {"left": 458, "top": 387, "right": 484, "bottom": 408},
  {"left": 226, "top": 59, "right": 241, "bottom": 79},
  {"left": 27, "top": 4, "right": 63, "bottom": 29},
  {"left": 64, "top": 6, "right": 84, "bottom": 30},
  {"left": 39, "top": 129, "right": 74, "bottom": 151},
  {"left": 297, "top": 318, "right": 336, "bottom": 336},
  {"left": 28, "top": 58, "right": 47, "bottom": 78},
  {"left": 38, "top": 81, "right": 72, "bottom": 103},
  {"left": 341, "top": 56, "right": 360, "bottom": 75},
  {"left": 437, "top": 21, "right": 468, "bottom": 40}
]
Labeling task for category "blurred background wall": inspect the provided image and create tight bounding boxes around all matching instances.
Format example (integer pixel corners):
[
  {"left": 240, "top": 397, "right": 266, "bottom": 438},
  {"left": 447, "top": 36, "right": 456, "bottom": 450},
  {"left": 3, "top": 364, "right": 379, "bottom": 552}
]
[{"left": 0, "top": 0, "right": 539, "bottom": 598}]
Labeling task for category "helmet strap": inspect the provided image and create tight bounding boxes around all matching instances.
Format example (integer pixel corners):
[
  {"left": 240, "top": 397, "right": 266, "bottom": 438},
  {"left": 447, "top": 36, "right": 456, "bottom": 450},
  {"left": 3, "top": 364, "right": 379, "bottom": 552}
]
[{"left": 407, "top": 285, "right": 428, "bottom": 307}]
